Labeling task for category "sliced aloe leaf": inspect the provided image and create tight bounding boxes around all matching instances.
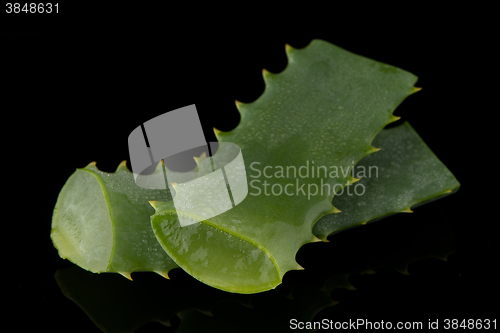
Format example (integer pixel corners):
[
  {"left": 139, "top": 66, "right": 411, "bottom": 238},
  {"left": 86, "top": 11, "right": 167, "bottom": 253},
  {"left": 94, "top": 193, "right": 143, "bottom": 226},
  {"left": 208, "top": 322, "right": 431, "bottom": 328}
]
[
  {"left": 50, "top": 161, "right": 179, "bottom": 279},
  {"left": 313, "top": 122, "right": 460, "bottom": 240},
  {"left": 151, "top": 39, "right": 418, "bottom": 293}
]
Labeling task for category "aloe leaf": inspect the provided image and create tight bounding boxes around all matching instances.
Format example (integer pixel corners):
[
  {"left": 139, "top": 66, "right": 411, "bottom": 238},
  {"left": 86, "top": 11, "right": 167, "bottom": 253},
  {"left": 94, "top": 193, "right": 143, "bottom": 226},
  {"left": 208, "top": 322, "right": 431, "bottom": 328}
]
[
  {"left": 313, "top": 122, "right": 460, "bottom": 240},
  {"left": 151, "top": 39, "right": 419, "bottom": 293},
  {"left": 50, "top": 161, "right": 179, "bottom": 279}
]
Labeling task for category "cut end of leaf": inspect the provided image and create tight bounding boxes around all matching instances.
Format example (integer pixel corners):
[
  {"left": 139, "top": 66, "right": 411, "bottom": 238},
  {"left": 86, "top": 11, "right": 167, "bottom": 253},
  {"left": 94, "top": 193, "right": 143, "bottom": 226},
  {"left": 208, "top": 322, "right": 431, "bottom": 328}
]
[{"left": 51, "top": 167, "right": 115, "bottom": 273}]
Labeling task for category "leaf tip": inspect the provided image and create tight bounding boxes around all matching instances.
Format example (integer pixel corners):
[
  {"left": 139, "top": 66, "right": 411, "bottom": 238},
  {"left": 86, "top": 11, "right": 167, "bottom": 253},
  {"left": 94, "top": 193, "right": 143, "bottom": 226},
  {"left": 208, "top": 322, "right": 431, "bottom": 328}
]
[
  {"left": 115, "top": 160, "right": 129, "bottom": 172},
  {"left": 119, "top": 272, "right": 133, "bottom": 281},
  {"left": 412, "top": 86, "right": 422, "bottom": 94},
  {"left": 326, "top": 206, "right": 341, "bottom": 214},
  {"left": 84, "top": 161, "right": 97, "bottom": 169},
  {"left": 155, "top": 270, "right": 170, "bottom": 279},
  {"left": 213, "top": 127, "right": 226, "bottom": 140},
  {"left": 311, "top": 236, "right": 323, "bottom": 243},
  {"left": 235, "top": 99, "right": 244, "bottom": 109},
  {"left": 193, "top": 152, "right": 207, "bottom": 166},
  {"left": 149, "top": 201, "right": 160, "bottom": 210}
]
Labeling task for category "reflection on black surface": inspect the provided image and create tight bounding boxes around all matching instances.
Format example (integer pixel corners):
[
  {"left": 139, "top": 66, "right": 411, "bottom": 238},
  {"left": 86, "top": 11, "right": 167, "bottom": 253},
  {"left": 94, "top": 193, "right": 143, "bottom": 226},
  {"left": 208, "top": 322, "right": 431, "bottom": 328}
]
[{"left": 55, "top": 205, "right": 454, "bottom": 332}]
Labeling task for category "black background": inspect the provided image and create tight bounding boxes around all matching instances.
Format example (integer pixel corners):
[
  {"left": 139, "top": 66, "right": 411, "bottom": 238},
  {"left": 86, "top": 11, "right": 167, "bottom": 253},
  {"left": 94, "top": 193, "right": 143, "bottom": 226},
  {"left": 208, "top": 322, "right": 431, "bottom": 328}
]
[{"left": 2, "top": 4, "right": 496, "bottom": 332}]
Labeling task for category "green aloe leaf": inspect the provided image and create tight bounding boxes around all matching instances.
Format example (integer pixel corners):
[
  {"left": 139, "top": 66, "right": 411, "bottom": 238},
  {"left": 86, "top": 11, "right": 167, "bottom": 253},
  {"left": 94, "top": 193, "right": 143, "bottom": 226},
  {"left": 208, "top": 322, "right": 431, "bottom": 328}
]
[
  {"left": 313, "top": 121, "right": 460, "bottom": 240},
  {"left": 151, "top": 39, "right": 419, "bottom": 293},
  {"left": 50, "top": 161, "right": 179, "bottom": 280}
]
